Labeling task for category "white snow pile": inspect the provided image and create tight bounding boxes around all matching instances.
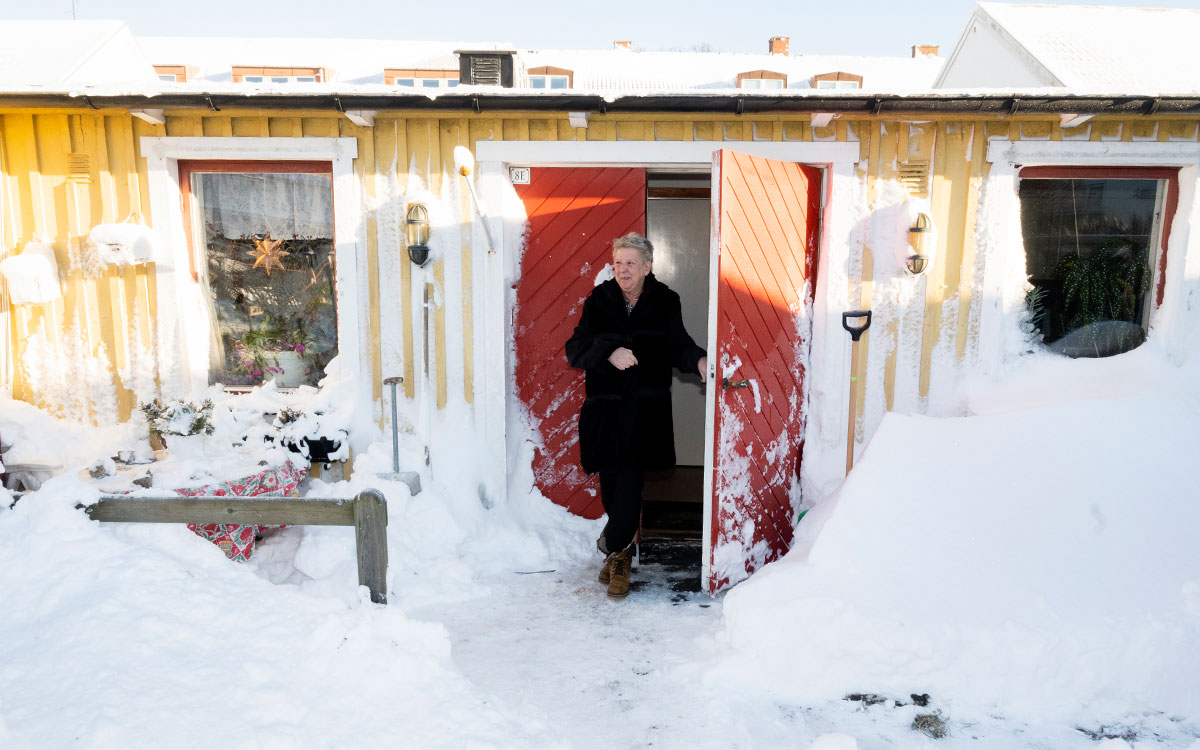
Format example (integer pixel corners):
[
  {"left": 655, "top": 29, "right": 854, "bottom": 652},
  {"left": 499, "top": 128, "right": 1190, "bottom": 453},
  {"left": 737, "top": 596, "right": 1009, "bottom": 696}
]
[
  {"left": 710, "top": 340, "right": 1200, "bottom": 726},
  {"left": 0, "top": 241, "right": 61, "bottom": 304},
  {"left": 0, "top": 385, "right": 595, "bottom": 747}
]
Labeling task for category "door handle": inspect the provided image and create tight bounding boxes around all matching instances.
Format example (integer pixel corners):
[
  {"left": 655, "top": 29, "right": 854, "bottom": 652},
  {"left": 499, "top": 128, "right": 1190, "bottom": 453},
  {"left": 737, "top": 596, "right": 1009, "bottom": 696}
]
[{"left": 722, "top": 378, "right": 751, "bottom": 389}]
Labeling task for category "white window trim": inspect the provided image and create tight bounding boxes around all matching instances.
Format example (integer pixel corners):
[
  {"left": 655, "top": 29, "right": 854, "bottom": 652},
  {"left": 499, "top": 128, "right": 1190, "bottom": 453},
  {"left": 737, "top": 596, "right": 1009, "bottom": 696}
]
[
  {"left": 982, "top": 139, "right": 1200, "bottom": 369},
  {"left": 139, "top": 136, "right": 365, "bottom": 400},
  {"left": 473, "top": 139, "right": 861, "bottom": 510}
]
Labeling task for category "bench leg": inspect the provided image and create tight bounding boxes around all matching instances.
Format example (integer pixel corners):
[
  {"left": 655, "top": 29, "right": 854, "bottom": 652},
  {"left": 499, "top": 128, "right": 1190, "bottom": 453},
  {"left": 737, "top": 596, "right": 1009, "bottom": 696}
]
[{"left": 354, "top": 489, "right": 389, "bottom": 604}]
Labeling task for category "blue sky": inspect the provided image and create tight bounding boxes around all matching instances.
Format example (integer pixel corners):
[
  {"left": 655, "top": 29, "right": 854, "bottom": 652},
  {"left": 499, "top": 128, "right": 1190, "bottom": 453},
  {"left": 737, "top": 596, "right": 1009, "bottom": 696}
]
[{"left": 3, "top": 0, "right": 1197, "bottom": 56}]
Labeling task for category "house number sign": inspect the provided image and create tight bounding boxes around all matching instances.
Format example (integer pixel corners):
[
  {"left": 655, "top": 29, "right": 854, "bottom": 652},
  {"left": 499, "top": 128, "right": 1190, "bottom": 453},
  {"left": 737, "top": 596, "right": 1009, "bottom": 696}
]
[{"left": 509, "top": 167, "right": 531, "bottom": 184}]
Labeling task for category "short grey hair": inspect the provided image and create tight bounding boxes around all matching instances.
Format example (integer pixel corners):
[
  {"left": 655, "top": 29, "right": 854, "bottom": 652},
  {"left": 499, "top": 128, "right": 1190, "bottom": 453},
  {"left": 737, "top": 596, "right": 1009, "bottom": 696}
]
[{"left": 612, "top": 232, "right": 653, "bottom": 263}]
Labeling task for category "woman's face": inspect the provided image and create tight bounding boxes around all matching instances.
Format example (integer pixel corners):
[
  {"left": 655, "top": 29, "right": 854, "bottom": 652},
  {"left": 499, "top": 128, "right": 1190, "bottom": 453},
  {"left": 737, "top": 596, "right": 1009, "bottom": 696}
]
[{"left": 613, "top": 247, "right": 651, "bottom": 296}]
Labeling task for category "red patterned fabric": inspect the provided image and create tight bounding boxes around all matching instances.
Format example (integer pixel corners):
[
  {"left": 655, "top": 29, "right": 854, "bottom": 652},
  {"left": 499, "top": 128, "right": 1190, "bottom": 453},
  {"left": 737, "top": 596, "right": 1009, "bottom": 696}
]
[{"left": 175, "top": 461, "right": 306, "bottom": 562}]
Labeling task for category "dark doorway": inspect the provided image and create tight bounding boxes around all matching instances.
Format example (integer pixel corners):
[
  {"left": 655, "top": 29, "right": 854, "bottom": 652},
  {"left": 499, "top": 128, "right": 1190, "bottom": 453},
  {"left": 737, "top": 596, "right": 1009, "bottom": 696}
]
[{"left": 643, "top": 172, "right": 710, "bottom": 540}]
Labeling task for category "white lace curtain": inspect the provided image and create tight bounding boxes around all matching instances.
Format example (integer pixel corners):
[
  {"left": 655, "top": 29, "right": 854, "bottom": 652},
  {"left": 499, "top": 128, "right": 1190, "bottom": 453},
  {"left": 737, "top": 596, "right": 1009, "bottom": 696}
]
[{"left": 196, "top": 172, "right": 333, "bottom": 239}]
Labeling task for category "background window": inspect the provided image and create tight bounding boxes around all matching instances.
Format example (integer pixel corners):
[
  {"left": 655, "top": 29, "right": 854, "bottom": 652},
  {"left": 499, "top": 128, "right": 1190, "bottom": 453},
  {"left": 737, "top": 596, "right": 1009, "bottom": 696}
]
[
  {"left": 529, "top": 74, "right": 569, "bottom": 89},
  {"left": 1019, "top": 177, "right": 1162, "bottom": 357},
  {"left": 739, "top": 78, "right": 785, "bottom": 90},
  {"left": 182, "top": 165, "right": 339, "bottom": 387}
]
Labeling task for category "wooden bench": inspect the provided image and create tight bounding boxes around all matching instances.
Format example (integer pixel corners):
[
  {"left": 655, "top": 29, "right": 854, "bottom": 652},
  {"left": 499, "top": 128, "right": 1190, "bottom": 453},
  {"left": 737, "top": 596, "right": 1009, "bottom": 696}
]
[{"left": 80, "top": 489, "right": 389, "bottom": 603}]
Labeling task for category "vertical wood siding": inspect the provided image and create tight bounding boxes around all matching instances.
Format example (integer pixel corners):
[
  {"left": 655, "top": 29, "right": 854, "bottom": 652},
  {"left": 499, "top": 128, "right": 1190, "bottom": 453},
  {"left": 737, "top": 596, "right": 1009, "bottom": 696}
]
[{"left": 1, "top": 109, "right": 1196, "bottom": 443}]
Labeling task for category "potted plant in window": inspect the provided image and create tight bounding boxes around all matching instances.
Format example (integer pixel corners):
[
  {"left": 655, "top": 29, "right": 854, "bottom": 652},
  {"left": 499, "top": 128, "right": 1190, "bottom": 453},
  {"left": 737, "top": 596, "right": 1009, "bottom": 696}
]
[{"left": 232, "top": 315, "right": 315, "bottom": 387}]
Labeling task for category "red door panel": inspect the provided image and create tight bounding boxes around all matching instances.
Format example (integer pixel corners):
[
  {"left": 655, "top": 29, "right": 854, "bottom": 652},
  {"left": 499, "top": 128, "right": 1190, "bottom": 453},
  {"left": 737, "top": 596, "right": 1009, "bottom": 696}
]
[
  {"left": 514, "top": 168, "right": 647, "bottom": 519},
  {"left": 705, "top": 150, "right": 820, "bottom": 594}
]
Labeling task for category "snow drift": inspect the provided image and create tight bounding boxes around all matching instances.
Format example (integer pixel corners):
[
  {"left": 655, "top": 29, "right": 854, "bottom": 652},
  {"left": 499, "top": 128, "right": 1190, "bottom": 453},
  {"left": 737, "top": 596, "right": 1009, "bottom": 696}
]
[{"left": 711, "top": 342, "right": 1200, "bottom": 724}]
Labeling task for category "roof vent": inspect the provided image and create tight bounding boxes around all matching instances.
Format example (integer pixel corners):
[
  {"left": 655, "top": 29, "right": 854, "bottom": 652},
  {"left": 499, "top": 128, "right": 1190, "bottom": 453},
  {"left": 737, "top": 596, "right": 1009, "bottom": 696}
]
[{"left": 457, "top": 50, "right": 515, "bottom": 87}]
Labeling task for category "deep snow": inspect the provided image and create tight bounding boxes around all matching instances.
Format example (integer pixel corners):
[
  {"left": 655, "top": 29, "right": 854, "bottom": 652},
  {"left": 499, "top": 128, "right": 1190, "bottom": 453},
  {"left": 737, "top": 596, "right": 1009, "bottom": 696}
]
[{"left": 1, "top": 340, "right": 1199, "bottom": 748}]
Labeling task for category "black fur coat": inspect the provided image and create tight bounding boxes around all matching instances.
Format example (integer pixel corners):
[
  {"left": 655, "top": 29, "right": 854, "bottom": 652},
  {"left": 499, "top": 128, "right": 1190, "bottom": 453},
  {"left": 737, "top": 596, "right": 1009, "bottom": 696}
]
[{"left": 564, "top": 274, "right": 705, "bottom": 473}]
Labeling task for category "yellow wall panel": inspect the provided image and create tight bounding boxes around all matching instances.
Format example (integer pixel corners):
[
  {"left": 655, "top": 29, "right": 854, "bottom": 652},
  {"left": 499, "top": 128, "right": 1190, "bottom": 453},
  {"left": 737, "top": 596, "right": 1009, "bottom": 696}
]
[{"left": 654, "top": 121, "right": 685, "bottom": 141}]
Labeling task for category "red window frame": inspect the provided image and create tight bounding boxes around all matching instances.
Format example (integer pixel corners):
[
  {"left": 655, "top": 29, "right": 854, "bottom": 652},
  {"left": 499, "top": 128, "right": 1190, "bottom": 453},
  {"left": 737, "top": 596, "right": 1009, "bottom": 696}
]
[
  {"left": 178, "top": 160, "right": 334, "bottom": 282},
  {"left": 1018, "top": 166, "right": 1179, "bottom": 307}
]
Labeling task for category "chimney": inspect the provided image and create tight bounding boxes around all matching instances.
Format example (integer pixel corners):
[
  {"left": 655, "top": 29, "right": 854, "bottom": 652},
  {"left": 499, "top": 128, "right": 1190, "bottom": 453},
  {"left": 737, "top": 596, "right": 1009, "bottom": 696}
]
[
  {"left": 912, "top": 45, "right": 939, "bottom": 58},
  {"left": 614, "top": 40, "right": 632, "bottom": 50},
  {"left": 769, "top": 36, "right": 790, "bottom": 55}
]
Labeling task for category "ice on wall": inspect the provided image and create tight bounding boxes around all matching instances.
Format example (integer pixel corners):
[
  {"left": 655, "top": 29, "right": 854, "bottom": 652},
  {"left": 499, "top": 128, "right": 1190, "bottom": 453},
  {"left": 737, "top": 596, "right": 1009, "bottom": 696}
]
[{"left": 22, "top": 318, "right": 117, "bottom": 424}]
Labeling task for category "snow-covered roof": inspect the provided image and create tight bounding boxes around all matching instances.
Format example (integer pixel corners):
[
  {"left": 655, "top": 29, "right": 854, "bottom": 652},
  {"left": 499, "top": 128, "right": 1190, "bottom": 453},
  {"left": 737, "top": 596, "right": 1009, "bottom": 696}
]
[
  {"left": 0, "top": 20, "right": 158, "bottom": 88},
  {"left": 936, "top": 3, "right": 1200, "bottom": 93},
  {"left": 137, "top": 38, "right": 497, "bottom": 84},
  {"left": 521, "top": 48, "right": 941, "bottom": 92},
  {"left": 134, "top": 35, "right": 941, "bottom": 93}
]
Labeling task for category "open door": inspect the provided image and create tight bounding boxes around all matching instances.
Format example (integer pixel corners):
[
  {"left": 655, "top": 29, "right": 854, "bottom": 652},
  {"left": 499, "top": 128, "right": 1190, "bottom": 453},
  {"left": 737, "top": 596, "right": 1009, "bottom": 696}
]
[
  {"left": 702, "top": 149, "right": 821, "bottom": 594},
  {"left": 512, "top": 167, "right": 647, "bottom": 519}
]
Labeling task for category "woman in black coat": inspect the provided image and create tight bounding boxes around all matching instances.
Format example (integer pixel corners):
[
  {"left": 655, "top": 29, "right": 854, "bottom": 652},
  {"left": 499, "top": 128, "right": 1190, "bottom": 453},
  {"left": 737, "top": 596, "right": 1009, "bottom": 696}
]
[{"left": 565, "top": 232, "right": 706, "bottom": 598}]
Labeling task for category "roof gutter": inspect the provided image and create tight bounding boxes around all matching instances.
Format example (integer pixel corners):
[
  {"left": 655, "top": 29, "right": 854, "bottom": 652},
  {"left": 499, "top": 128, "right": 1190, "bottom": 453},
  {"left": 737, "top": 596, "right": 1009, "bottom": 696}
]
[{"left": 0, "top": 92, "right": 1193, "bottom": 116}]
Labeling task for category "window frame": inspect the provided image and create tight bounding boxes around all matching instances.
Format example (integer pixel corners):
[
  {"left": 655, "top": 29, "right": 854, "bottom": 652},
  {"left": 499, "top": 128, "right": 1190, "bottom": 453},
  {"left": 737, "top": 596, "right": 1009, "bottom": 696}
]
[
  {"left": 1018, "top": 166, "right": 1179, "bottom": 314},
  {"left": 139, "top": 136, "right": 363, "bottom": 398},
  {"left": 179, "top": 160, "right": 339, "bottom": 389}
]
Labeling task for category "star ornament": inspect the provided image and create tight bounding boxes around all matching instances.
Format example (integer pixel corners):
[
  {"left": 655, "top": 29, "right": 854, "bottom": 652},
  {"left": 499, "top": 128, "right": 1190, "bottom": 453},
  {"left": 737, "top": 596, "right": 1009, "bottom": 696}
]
[{"left": 248, "top": 235, "right": 289, "bottom": 276}]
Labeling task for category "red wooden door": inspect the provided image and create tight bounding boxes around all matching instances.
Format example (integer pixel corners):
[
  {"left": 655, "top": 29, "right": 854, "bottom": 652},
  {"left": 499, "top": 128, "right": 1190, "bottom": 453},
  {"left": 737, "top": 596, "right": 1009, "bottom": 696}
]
[
  {"left": 703, "top": 150, "right": 821, "bottom": 594},
  {"left": 513, "top": 168, "right": 646, "bottom": 518}
]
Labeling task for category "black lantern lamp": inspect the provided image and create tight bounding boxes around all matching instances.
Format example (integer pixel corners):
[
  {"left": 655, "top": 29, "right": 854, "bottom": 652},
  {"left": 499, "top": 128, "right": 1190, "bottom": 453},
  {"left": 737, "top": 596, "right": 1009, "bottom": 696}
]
[
  {"left": 906, "top": 212, "right": 931, "bottom": 275},
  {"left": 406, "top": 203, "right": 431, "bottom": 266}
]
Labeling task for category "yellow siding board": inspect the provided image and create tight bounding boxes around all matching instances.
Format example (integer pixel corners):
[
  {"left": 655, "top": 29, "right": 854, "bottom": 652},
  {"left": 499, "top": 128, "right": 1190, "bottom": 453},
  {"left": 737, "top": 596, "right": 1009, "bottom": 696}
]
[
  {"left": 617, "top": 122, "right": 648, "bottom": 140},
  {"left": 654, "top": 121, "right": 685, "bottom": 141},
  {"left": 528, "top": 119, "right": 553, "bottom": 141},
  {"left": 302, "top": 118, "right": 339, "bottom": 138},
  {"left": 202, "top": 117, "right": 233, "bottom": 137},
  {"left": 390, "top": 119, "right": 415, "bottom": 398},
  {"left": 693, "top": 122, "right": 715, "bottom": 141},
  {"left": 165, "top": 115, "right": 202, "bottom": 137},
  {"left": 921, "top": 123, "right": 950, "bottom": 398},
  {"left": 957, "top": 122, "right": 987, "bottom": 361},
  {"left": 1021, "top": 121, "right": 1052, "bottom": 139},
  {"left": 231, "top": 116, "right": 269, "bottom": 137},
  {"left": 783, "top": 121, "right": 809, "bottom": 141},
  {"left": 586, "top": 120, "right": 613, "bottom": 140},
  {"left": 1130, "top": 120, "right": 1156, "bottom": 139},
  {"left": 131, "top": 119, "right": 159, "bottom": 233},
  {"left": 851, "top": 121, "right": 876, "bottom": 431},
  {"left": 878, "top": 121, "right": 901, "bottom": 412},
  {"left": 443, "top": 119, "right": 474, "bottom": 404},
  {"left": 501, "top": 119, "right": 523, "bottom": 141},
  {"left": 469, "top": 119, "right": 498, "bottom": 146},
  {"left": 1168, "top": 121, "right": 1198, "bottom": 140},
  {"left": 268, "top": 117, "right": 302, "bottom": 138}
]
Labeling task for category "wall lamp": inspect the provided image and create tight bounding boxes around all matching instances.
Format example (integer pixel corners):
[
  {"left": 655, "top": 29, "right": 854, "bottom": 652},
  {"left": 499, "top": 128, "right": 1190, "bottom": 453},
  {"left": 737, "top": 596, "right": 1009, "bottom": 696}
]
[
  {"left": 406, "top": 203, "right": 430, "bottom": 266},
  {"left": 906, "top": 212, "right": 932, "bottom": 275}
]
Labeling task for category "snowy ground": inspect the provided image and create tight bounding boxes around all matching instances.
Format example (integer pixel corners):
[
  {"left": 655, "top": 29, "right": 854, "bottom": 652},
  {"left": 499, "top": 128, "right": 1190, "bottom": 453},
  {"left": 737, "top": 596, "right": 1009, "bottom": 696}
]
[{"left": 1, "top": 342, "right": 1199, "bottom": 748}]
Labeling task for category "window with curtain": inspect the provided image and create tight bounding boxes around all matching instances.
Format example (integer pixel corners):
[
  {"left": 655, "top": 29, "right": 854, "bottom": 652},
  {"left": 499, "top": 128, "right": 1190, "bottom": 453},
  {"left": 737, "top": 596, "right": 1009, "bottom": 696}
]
[
  {"left": 181, "top": 162, "right": 339, "bottom": 387},
  {"left": 1018, "top": 173, "right": 1165, "bottom": 357}
]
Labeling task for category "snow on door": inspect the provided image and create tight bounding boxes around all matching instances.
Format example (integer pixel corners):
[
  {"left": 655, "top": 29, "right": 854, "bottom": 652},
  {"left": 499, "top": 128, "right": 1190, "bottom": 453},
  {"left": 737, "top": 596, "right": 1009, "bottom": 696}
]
[
  {"left": 703, "top": 150, "right": 821, "bottom": 594},
  {"left": 513, "top": 168, "right": 646, "bottom": 518}
]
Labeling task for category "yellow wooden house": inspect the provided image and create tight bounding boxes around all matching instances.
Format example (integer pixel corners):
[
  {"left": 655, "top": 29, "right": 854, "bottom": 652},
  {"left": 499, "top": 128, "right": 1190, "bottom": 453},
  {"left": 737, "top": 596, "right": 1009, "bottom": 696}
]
[{"left": 2, "top": 10, "right": 1197, "bottom": 589}]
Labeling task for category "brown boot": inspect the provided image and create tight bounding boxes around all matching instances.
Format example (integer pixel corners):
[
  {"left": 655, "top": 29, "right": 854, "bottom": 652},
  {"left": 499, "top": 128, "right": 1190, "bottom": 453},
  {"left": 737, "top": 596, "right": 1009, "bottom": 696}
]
[
  {"left": 599, "top": 555, "right": 614, "bottom": 584},
  {"left": 606, "top": 543, "right": 634, "bottom": 599}
]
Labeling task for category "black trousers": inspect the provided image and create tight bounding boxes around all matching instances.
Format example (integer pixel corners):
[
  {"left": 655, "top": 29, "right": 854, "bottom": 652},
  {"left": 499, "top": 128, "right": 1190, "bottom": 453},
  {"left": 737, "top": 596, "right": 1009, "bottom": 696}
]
[{"left": 598, "top": 466, "right": 644, "bottom": 554}]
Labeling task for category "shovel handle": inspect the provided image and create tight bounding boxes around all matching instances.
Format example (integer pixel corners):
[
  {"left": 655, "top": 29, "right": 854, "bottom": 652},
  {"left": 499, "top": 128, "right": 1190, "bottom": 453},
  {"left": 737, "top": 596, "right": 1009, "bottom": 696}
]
[{"left": 842, "top": 310, "right": 872, "bottom": 342}]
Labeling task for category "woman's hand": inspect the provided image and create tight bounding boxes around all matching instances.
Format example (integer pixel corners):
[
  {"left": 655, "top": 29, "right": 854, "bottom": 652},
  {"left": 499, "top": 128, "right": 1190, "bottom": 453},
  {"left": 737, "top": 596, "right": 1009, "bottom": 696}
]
[
  {"left": 697, "top": 356, "right": 708, "bottom": 377},
  {"left": 608, "top": 347, "right": 638, "bottom": 370}
]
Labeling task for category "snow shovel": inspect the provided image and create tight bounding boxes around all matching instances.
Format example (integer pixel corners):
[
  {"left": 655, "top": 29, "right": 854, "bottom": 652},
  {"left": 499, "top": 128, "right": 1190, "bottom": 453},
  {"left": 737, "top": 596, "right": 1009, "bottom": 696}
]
[
  {"left": 842, "top": 310, "right": 872, "bottom": 475},
  {"left": 378, "top": 375, "right": 421, "bottom": 496}
]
